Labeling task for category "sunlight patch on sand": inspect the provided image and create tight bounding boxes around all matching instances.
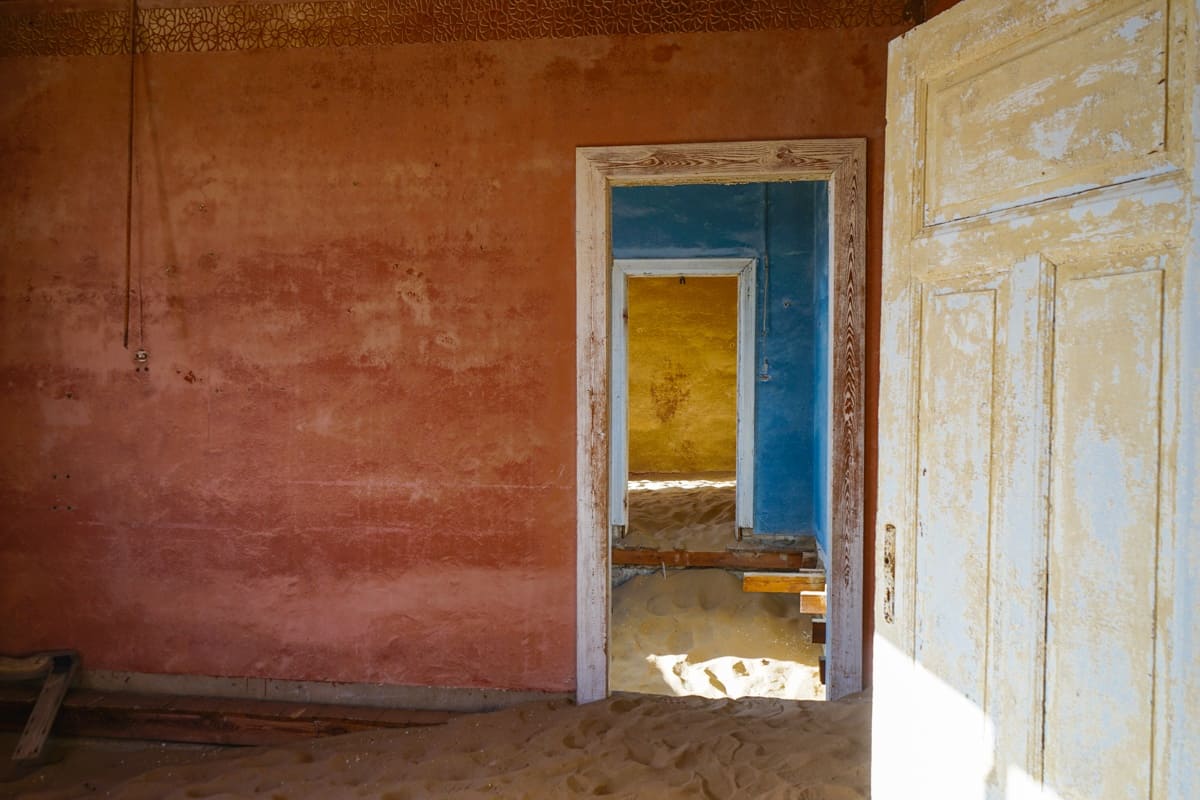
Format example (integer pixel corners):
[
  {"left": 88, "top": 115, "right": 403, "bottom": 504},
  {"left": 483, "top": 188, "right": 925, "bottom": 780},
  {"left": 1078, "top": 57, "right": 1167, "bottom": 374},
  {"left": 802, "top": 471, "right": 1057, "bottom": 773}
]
[
  {"left": 647, "top": 652, "right": 821, "bottom": 700},
  {"left": 628, "top": 475, "right": 737, "bottom": 491},
  {"left": 613, "top": 569, "right": 825, "bottom": 701}
]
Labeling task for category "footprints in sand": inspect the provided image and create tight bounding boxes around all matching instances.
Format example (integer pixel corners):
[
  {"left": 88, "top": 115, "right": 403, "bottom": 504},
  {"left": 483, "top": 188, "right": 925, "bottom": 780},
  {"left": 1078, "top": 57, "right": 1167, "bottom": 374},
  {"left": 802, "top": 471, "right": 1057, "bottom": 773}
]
[
  {"left": 9, "top": 693, "right": 870, "bottom": 799},
  {"left": 564, "top": 718, "right": 614, "bottom": 751}
]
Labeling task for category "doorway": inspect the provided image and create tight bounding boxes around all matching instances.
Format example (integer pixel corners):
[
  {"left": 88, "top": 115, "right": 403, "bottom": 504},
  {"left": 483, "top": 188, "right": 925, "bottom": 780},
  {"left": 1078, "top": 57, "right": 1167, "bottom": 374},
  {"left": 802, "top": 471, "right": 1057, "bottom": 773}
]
[
  {"left": 609, "top": 258, "right": 757, "bottom": 539},
  {"left": 575, "top": 139, "right": 867, "bottom": 703},
  {"left": 610, "top": 254, "right": 827, "bottom": 700}
]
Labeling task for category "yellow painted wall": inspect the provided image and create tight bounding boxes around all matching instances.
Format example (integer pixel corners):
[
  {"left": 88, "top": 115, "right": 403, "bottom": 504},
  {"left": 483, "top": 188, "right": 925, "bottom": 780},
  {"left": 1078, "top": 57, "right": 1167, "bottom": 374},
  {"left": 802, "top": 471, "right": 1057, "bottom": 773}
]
[{"left": 627, "top": 276, "right": 738, "bottom": 473}]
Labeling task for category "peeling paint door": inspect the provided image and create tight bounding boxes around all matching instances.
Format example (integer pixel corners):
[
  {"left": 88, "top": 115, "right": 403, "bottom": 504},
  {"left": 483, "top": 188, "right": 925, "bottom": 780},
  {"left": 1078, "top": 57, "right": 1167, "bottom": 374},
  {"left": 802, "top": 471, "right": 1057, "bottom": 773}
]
[{"left": 874, "top": 1, "right": 1198, "bottom": 798}]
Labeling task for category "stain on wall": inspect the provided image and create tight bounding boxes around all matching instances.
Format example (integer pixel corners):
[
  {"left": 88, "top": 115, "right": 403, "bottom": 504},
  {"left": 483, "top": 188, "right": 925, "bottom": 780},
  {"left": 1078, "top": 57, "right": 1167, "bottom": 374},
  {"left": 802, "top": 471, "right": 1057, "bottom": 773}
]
[
  {"left": 0, "top": 5, "right": 908, "bottom": 690},
  {"left": 627, "top": 276, "right": 738, "bottom": 474}
]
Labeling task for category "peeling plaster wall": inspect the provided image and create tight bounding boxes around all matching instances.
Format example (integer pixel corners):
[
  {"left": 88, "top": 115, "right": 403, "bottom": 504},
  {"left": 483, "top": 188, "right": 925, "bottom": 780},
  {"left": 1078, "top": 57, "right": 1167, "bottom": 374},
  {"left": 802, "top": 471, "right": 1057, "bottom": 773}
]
[
  {"left": 626, "top": 277, "right": 738, "bottom": 474},
  {"left": 0, "top": 20, "right": 903, "bottom": 690}
]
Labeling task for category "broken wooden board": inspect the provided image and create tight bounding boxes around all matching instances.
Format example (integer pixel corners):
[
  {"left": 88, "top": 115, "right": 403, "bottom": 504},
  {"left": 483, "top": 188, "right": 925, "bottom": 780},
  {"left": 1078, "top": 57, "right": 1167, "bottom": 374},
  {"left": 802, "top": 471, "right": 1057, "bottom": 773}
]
[{"left": 4, "top": 651, "right": 78, "bottom": 763}]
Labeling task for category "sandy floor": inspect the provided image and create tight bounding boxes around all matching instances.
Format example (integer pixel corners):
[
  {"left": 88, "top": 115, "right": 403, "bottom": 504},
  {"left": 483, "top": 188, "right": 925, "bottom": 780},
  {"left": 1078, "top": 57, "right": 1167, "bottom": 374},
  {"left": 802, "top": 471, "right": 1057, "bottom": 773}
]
[
  {"left": 612, "top": 569, "right": 824, "bottom": 702},
  {"left": 1, "top": 692, "right": 869, "bottom": 799},
  {"left": 614, "top": 472, "right": 823, "bottom": 703},
  {"left": 622, "top": 473, "right": 737, "bottom": 552}
]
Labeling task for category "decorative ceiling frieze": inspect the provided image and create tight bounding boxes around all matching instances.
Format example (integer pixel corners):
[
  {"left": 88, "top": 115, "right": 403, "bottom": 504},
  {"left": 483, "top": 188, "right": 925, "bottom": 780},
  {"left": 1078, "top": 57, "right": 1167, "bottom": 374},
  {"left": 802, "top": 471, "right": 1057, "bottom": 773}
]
[{"left": 0, "top": 0, "right": 917, "bottom": 58}]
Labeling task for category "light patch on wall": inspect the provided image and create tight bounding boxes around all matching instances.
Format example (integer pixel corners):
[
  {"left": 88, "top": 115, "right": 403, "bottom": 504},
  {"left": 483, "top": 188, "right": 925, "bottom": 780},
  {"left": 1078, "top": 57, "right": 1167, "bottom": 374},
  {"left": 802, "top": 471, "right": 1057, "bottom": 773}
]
[{"left": 627, "top": 276, "right": 737, "bottom": 474}]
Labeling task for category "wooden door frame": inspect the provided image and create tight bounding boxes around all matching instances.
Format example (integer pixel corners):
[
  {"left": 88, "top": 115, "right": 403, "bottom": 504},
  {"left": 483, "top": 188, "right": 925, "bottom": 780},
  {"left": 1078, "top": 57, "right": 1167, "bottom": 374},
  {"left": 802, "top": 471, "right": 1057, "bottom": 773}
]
[
  {"left": 575, "top": 139, "right": 867, "bottom": 702},
  {"left": 609, "top": 258, "right": 758, "bottom": 532}
]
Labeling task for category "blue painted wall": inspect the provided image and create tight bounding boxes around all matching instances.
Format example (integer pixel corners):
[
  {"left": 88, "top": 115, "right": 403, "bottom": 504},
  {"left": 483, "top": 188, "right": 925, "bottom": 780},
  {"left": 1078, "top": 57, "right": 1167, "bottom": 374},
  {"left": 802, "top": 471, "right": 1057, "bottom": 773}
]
[
  {"left": 611, "top": 183, "right": 830, "bottom": 550},
  {"left": 756, "top": 182, "right": 829, "bottom": 544}
]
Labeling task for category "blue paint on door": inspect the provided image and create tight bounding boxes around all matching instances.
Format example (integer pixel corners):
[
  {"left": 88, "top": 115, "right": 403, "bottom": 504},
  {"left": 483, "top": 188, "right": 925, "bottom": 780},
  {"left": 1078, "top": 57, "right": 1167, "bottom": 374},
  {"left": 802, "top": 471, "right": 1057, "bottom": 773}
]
[{"left": 611, "top": 182, "right": 830, "bottom": 551}]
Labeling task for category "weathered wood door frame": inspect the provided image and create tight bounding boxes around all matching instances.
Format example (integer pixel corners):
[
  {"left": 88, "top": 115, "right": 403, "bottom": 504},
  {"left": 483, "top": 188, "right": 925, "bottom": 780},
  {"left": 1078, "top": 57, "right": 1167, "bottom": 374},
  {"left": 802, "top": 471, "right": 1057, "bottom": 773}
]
[
  {"left": 609, "top": 258, "right": 758, "bottom": 533},
  {"left": 575, "top": 139, "right": 867, "bottom": 702}
]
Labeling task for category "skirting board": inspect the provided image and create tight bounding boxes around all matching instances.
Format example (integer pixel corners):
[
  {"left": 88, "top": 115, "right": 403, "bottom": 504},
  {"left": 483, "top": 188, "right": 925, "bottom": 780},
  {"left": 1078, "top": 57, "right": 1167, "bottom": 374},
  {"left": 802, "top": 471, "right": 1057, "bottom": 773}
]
[{"left": 78, "top": 670, "right": 570, "bottom": 713}]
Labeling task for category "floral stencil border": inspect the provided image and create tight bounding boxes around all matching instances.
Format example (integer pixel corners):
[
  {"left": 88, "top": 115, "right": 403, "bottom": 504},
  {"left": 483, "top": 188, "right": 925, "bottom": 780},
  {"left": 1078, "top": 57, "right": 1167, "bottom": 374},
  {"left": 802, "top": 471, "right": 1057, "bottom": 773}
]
[{"left": 0, "top": 0, "right": 917, "bottom": 57}]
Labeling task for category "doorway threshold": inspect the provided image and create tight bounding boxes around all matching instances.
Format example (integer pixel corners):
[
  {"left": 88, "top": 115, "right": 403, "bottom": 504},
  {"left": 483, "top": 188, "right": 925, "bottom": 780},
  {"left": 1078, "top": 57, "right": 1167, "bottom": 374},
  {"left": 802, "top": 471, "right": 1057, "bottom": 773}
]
[{"left": 611, "top": 546, "right": 816, "bottom": 571}]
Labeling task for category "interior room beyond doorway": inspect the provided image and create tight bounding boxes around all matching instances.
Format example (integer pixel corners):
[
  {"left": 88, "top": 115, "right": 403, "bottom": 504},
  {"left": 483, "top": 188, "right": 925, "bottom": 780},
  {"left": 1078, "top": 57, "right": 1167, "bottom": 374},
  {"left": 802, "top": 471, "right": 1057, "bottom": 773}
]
[
  {"left": 607, "top": 182, "right": 827, "bottom": 702},
  {"left": 623, "top": 274, "right": 739, "bottom": 552}
]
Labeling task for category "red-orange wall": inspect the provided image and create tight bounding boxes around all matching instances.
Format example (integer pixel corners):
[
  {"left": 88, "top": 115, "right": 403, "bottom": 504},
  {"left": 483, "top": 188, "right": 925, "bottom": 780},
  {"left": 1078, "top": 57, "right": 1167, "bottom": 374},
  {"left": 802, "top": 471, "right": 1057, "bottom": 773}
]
[{"left": 0, "top": 21, "right": 907, "bottom": 691}]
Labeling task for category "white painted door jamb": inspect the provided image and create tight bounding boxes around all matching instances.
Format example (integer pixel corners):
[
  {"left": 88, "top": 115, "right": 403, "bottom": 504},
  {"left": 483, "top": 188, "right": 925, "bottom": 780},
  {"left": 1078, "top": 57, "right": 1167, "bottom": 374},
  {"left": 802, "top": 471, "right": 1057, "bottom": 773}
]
[
  {"left": 609, "top": 258, "right": 757, "bottom": 533},
  {"left": 576, "top": 139, "right": 866, "bottom": 704}
]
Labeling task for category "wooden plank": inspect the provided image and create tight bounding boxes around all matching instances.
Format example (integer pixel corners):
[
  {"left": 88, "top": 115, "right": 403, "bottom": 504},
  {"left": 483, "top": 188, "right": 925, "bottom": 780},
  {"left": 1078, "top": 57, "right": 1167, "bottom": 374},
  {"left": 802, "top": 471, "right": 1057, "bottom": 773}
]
[
  {"left": 826, "top": 139, "right": 866, "bottom": 701},
  {"left": 612, "top": 548, "right": 815, "bottom": 571},
  {"left": 726, "top": 534, "right": 818, "bottom": 554},
  {"left": 812, "top": 617, "right": 827, "bottom": 645},
  {"left": 575, "top": 146, "right": 611, "bottom": 706},
  {"left": 580, "top": 140, "right": 865, "bottom": 185},
  {"left": 0, "top": 688, "right": 453, "bottom": 748},
  {"left": 0, "top": 656, "right": 51, "bottom": 682},
  {"left": 741, "top": 570, "right": 826, "bottom": 594},
  {"left": 12, "top": 653, "right": 77, "bottom": 762},
  {"left": 799, "top": 591, "right": 827, "bottom": 615}
]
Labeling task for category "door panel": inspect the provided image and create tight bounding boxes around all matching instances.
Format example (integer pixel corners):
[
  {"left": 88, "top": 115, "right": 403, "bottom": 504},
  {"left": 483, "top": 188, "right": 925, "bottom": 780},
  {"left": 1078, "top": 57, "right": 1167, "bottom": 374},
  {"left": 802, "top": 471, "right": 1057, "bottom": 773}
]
[
  {"left": 1044, "top": 258, "right": 1169, "bottom": 797},
  {"left": 910, "top": 282, "right": 999, "bottom": 800},
  {"left": 877, "top": 0, "right": 1197, "bottom": 797},
  {"left": 897, "top": 259, "right": 1050, "bottom": 796},
  {"left": 915, "top": 285, "right": 996, "bottom": 707},
  {"left": 923, "top": 0, "right": 1171, "bottom": 225}
]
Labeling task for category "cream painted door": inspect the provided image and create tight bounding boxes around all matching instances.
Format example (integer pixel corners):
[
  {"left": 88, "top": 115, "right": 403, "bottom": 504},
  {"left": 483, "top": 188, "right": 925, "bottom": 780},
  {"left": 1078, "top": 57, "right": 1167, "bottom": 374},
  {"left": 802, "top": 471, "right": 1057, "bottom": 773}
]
[{"left": 874, "top": 1, "right": 1198, "bottom": 798}]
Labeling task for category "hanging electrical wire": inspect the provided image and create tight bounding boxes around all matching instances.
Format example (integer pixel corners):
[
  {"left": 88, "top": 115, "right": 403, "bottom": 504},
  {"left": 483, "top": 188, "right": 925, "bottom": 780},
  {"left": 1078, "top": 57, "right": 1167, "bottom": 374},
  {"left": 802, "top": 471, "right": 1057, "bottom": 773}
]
[{"left": 122, "top": 0, "right": 137, "bottom": 350}]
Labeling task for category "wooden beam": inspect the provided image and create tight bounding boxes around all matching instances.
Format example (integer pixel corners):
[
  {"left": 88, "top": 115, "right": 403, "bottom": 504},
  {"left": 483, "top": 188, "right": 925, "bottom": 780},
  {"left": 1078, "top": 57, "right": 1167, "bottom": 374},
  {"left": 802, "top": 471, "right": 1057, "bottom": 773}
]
[
  {"left": 613, "top": 548, "right": 816, "bottom": 571},
  {"left": 800, "top": 591, "right": 827, "bottom": 615},
  {"left": 812, "top": 617, "right": 827, "bottom": 645},
  {"left": 3, "top": 650, "right": 79, "bottom": 764},
  {"left": 742, "top": 570, "right": 826, "bottom": 594},
  {"left": 727, "top": 534, "right": 818, "bottom": 554},
  {"left": 12, "top": 654, "right": 77, "bottom": 762},
  {"left": 0, "top": 688, "right": 453, "bottom": 747}
]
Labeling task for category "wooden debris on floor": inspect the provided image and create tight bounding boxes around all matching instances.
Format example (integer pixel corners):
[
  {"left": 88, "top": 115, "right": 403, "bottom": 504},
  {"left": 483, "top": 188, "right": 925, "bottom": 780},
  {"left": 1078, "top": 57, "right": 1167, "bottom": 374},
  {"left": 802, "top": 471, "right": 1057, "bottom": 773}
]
[
  {"left": 0, "top": 686, "right": 453, "bottom": 748},
  {"left": 1, "top": 650, "right": 79, "bottom": 764}
]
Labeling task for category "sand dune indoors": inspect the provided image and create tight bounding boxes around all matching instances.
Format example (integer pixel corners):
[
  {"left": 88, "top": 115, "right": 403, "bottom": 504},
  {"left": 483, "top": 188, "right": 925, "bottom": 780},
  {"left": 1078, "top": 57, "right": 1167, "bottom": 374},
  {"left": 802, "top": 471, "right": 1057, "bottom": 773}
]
[
  {"left": 3, "top": 691, "right": 869, "bottom": 799},
  {"left": 611, "top": 569, "right": 824, "bottom": 702}
]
